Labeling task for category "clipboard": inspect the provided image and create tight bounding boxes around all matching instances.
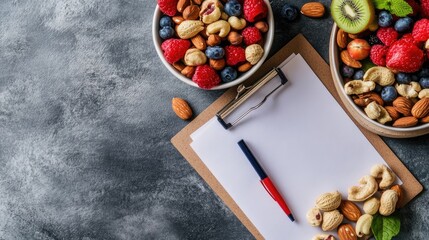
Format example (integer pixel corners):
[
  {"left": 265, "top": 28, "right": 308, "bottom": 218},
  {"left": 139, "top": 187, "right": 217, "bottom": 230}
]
[{"left": 171, "top": 34, "right": 423, "bottom": 239}]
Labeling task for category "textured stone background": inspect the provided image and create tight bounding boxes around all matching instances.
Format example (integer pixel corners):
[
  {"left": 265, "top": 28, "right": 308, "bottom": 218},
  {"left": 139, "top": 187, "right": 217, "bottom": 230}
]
[{"left": 0, "top": 0, "right": 427, "bottom": 239}]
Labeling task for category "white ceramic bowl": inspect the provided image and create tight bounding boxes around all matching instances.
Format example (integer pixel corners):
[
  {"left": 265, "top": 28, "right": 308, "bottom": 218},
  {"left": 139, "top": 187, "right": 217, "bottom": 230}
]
[
  {"left": 329, "top": 23, "right": 429, "bottom": 138},
  {"left": 152, "top": 1, "right": 274, "bottom": 90}
]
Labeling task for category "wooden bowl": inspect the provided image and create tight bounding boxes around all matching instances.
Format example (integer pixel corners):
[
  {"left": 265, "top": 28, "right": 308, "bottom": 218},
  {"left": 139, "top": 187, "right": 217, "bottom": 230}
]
[{"left": 329, "top": 24, "right": 429, "bottom": 138}]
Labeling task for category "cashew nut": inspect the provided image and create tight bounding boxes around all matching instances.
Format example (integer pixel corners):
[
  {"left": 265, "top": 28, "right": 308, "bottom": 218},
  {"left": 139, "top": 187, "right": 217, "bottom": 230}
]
[
  {"left": 377, "top": 105, "right": 392, "bottom": 124},
  {"left": 379, "top": 189, "right": 399, "bottom": 216},
  {"left": 184, "top": 48, "right": 207, "bottom": 66},
  {"left": 396, "top": 82, "right": 422, "bottom": 98},
  {"left": 363, "top": 66, "right": 395, "bottom": 86},
  {"left": 348, "top": 175, "right": 378, "bottom": 202},
  {"left": 177, "top": 20, "right": 204, "bottom": 39},
  {"left": 322, "top": 210, "right": 343, "bottom": 231},
  {"left": 228, "top": 16, "right": 247, "bottom": 30},
  {"left": 363, "top": 197, "right": 380, "bottom": 215},
  {"left": 306, "top": 207, "right": 323, "bottom": 227},
  {"left": 364, "top": 101, "right": 382, "bottom": 120},
  {"left": 221, "top": 12, "right": 229, "bottom": 20},
  {"left": 370, "top": 164, "right": 396, "bottom": 189},
  {"left": 315, "top": 191, "right": 342, "bottom": 211},
  {"left": 419, "top": 89, "right": 429, "bottom": 99},
  {"left": 312, "top": 234, "right": 336, "bottom": 240},
  {"left": 206, "top": 20, "right": 231, "bottom": 38},
  {"left": 344, "top": 80, "right": 376, "bottom": 95},
  {"left": 355, "top": 214, "right": 373, "bottom": 237},
  {"left": 245, "top": 44, "right": 264, "bottom": 65}
]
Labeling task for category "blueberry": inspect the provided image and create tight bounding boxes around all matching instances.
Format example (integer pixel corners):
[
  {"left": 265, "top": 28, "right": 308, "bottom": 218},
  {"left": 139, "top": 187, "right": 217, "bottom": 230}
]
[
  {"left": 281, "top": 4, "right": 298, "bottom": 21},
  {"left": 224, "top": 0, "right": 242, "bottom": 17},
  {"left": 221, "top": 67, "right": 238, "bottom": 82},
  {"left": 367, "top": 34, "right": 382, "bottom": 46},
  {"left": 378, "top": 11, "right": 393, "bottom": 27},
  {"left": 353, "top": 69, "right": 364, "bottom": 80},
  {"left": 381, "top": 86, "right": 398, "bottom": 102},
  {"left": 411, "top": 74, "right": 419, "bottom": 82},
  {"left": 159, "top": 26, "right": 175, "bottom": 39},
  {"left": 341, "top": 65, "right": 354, "bottom": 78},
  {"left": 374, "top": 84, "right": 383, "bottom": 93},
  {"left": 394, "top": 17, "right": 413, "bottom": 33},
  {"left": 420, "top": 77, "right": 429, "bottom": 88},
  {"left": 205, "top": 46, "right": 225, "bottom": 59},
  {"left": 160, "top": 16, "right": 173, "bottom": 28},
  {"left": 418, "top": 67, "right": 429, "bottom": 77},
  {"left": 396, "top": 72, "right": 412, "bottom": 84}
]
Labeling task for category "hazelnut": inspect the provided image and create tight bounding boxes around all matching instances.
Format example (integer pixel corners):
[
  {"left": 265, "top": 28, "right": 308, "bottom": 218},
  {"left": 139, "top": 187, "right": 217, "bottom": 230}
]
[
  {"left": 209, "top": 59, "right": 225, "bottom": 71},
  {"left": 254, "top": 21, "right": 269, "bottom": 33},
  {"left": 227, "top": 31, "right": 243, "bottom": 45},
  {"left": 206, "top": 34, "right": 222, "bottom": 46},
  {"left": 183, "top": 5, "right": 200, "bottom": 20}
]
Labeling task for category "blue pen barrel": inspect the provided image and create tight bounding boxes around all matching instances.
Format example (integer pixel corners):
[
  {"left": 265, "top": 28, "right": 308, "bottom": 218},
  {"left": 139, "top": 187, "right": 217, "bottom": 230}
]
[{"left": 237, "top": 140, "right": 267, "bottom": 179}]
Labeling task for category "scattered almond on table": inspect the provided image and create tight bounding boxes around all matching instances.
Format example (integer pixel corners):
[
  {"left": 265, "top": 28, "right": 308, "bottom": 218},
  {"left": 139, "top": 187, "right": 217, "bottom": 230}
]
[{"left": 172, "top": 97, "right": 193, "bottom": 120}]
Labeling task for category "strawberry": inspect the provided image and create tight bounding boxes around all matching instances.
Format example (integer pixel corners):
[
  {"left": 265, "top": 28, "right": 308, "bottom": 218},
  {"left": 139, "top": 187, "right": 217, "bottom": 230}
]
[
  {"left": 386, "top": 41, "right": 424, "bottom": 73},
  {"left": 158, "top": 0, "right": 178, "bottom": 16},
  {"left": 161, "top": 39, "right": 191, "bottom": 64},
  {"left": 192, "top": 65, "right": 221, "bottom": 89},
  {"left": 243, "top": 0, "right": 268, "bottom": 22},
  {"left": 412, "top": 18, "right": 429, "bottom": 42}
]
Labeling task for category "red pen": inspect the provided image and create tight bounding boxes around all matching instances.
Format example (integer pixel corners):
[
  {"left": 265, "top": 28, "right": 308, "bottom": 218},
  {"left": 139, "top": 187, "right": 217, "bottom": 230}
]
[{"left": 238, "top": 139, "right": 295, "bottom": 222}]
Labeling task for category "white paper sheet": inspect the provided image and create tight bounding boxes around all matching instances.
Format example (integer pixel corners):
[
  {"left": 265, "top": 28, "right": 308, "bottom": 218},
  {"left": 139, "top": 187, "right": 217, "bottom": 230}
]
[{"left": 190, "top": 54, "right": 399, "bottom": 239}]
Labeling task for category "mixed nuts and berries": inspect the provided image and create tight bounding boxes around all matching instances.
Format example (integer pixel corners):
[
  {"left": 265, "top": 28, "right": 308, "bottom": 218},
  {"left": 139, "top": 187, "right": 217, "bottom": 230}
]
[
  {"left": 157, "top": 0, "right": 270, "bottom": 89},
  {"left": 332, "top": 0, "right": 429, "bottom": 128}
]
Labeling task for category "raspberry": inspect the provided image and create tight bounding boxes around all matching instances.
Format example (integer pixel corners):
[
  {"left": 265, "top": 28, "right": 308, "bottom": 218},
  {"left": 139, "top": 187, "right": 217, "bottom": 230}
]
[
  {"left": 412, "top": 19, "right": 429, "bottom": 42},
  {"left": 376, "top": 27, "right": 398, "bottom": 46},
  {"left": 243, "top": 0, "right": 268, "bottom": 22},
  {"left": 224, "top": 45, "right": 246, "bottom": 66},
  {"left": 158, "top": 0, "right": 178, "bottom": 16},
  {"left": 192, "top": 65, "right": 221, "bottom": 89},
  {"left": 386, "top": 41, "right": 424, "bottom": 73},
  {"left": 161, "top": 39, "right": 190, "bottom": 64},
  {"left": 242, "top": 27, "right": 262, "bottom": 45},
  {"left": 370, "top": 44, "right": 389, "bottom": 66}
]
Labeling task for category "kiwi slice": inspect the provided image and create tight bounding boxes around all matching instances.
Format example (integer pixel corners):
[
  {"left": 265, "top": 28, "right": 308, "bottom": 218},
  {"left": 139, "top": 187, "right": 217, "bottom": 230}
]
[{"left": 331, "top": 0, "right": 375, "bottom": 34}]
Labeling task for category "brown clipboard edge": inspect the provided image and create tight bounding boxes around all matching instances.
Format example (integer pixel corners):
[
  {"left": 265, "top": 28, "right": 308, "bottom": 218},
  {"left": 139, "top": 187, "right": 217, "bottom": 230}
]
[{"left": 171, "top": 34, "right": 423, "bottom": 239}]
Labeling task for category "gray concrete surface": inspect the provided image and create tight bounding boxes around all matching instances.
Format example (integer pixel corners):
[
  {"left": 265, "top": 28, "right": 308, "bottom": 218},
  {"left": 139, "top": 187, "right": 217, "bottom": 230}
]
[{"left": 0, "top": 0, "right": 427, "bottom": 239}]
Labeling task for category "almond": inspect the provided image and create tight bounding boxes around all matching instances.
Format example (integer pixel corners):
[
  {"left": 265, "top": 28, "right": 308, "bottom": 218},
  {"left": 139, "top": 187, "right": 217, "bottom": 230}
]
[
  {"left": 172, "top": 98, "right": 193, "bottom": 120},
  {"left": 339, "top": 200, "right": 362, "bottom": 222},
  {"left": 392, "top": 116, "right": 418, "bottom": 128},
  {"left": 355, "top": 92, "right": 384, "bottom": 107},
  {"left": 238, "top": 62, "right": 252, "bottom": 72},
  {"left": 385, "top": 106, "right": 400, "bottom": 122},
  {"left": 177, "top": 0, "right": 190, "bottom": 13},
  {"left": 172, "top": 16, "right": 185, "bottom": 25},
  {"left": 206, "top": 34, "right": 222, "bottom": 46},
  {"left": 209, "top": 58, "right": 225, "bottom": 71},
  {"left": 341, "top": 50, "right": 362, "bottom": 68},
  {"left": 337, "top": 29, "right": 348, "bottom": 49},
  {"left": 192, "top": 0, "right": 202, "bottom": 4},
  {"left": 338, "top": 223, "right": 358, "bottom": 240},
  {"left": 173, "top": 61, "right": 186, "bottom": 71},
  {"left": 393, "top": 96, "right": 413, "bottom": 116},
  {"left": 421, "top": 114, "right": 429, "bottom": 123},
  {"left": 181, "top": 66, "right": 195, "bottom": 78},
  {"left": 183, "top": 5, "right": 200, "bottom": 20},
  {"left": 191, "top": 34, "right": 207, "bottom": 50},
  {"left": 300, "top": 2, "right": 325, "bottom": 18},
  {"left": 411, "top": 97, "right": 429, "bottom": 118}
]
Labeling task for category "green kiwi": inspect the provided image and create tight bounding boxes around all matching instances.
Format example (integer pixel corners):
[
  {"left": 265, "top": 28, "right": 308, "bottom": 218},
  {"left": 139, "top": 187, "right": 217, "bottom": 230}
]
[{"left": 331, "top": 0, "right": 375, "bottom": 34}]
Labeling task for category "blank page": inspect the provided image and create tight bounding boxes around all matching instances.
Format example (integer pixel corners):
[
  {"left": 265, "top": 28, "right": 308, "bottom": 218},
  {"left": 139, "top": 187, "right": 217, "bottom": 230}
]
[{"left": 190, "top": 54, "right": 399, "bottom": 239}]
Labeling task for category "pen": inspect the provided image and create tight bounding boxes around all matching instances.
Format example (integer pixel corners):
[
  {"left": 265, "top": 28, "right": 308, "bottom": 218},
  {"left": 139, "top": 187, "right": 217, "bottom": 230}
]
[{"left": 237, "top": 139, "right": 295, "bottom": 222}]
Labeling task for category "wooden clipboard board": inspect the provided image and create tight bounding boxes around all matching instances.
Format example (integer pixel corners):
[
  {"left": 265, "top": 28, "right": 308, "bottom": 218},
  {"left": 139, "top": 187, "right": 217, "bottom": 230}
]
[{"left": 171, "top": 34, "right": 423, "bottom": 239}]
